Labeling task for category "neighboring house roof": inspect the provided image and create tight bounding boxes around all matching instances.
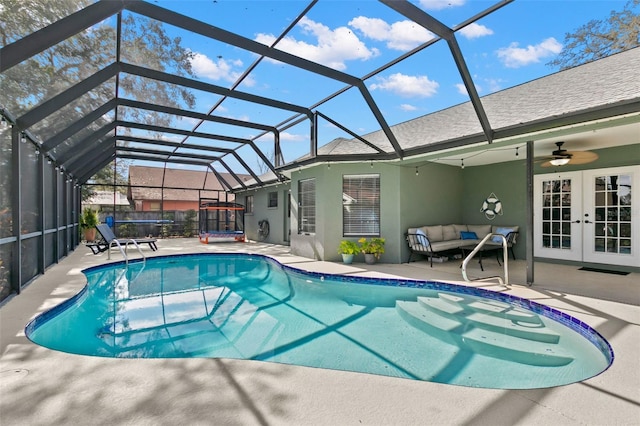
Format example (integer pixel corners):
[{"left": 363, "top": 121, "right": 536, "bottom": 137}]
[
  {"left": 84, "top": 191, "right": 130, "bottom": 206},
  {"left": 317, "top": 47, "right": 640, "bottom": 158},
  {"left": 129, "top": 166, "right": 251, "bottom": 201}
]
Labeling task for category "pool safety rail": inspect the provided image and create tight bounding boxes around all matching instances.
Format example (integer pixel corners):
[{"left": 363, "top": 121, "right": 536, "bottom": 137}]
[
  {"left": 107, "top": 238, "right": 146, "bottom": 265},
  {"left": 461, "top": 233, "right": 510, "bottom": 286}
]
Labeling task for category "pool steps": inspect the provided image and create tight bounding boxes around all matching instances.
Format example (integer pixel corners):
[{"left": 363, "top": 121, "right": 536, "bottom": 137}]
[{"left": 396, "top": 293, "right": 574, "bottom": 366}]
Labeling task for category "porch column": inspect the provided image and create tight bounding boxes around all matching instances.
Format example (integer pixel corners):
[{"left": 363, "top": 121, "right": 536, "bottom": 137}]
[{"left": 526, "top": 140, "right": 534, "bottom": 285}]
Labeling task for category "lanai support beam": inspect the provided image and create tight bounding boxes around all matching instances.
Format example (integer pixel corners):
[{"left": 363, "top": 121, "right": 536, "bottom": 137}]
[
  {"left": 114, "top": 131, "right": 263, "bottom": 184},
  {"left": 380, "top": 0, "right": 494, "bottom": 144},
  {"left": 526, "top": 140, "right": 534, "bottom": 285},
  {"left": 126, "top": 1, "right": 403, "bottom": 158},
  {"left": 0, "top": 0, "right": 128, "bottom": 72},
  {"left": 41, "top": 99, "right": 117, "bottom": 152},
  {"left": 16, "top": 63, "right": 120, "bottom": 131}
]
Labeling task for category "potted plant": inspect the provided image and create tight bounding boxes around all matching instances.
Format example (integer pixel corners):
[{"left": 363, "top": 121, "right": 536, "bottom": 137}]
[
  {"left": 338, "top": 240, "right": 361, "bottom": 264},
  {"left": 359, "top": 237, "right": 385, "bottom": 264},
  {"left": 80, "top": 208, "right": 99, "bottom": 242}
]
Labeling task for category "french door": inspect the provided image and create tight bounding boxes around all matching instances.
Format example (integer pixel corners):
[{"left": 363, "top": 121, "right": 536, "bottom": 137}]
[{"left": 534, "top": 166, "right": 639, "bottom": 267}]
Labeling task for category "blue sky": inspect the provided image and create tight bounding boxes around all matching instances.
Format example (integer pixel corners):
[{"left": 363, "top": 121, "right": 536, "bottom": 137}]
[{"left": 123, "top": 0, "right": 627, "bottom": 173}]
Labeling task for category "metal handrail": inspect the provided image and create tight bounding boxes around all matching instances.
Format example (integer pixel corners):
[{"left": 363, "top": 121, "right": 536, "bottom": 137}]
[
  {"left": 106, "top": 238, "right": 146, "bottom": 265},
  {"left": 461, "top": 233, "right": 509, "bottom": 286},
  {"left": 124, "top": 239, "right": 146, "bottom": 264}
]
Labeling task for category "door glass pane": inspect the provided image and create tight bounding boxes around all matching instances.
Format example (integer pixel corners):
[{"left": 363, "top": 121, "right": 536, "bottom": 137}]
[
  {"left": 541, "top": 178, "right": 572, "bottom": 250},
  {"left": 593, "top": 174, "right": 632, "bottom": 255}
]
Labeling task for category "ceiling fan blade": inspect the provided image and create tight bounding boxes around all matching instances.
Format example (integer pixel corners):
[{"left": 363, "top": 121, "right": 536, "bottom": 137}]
[
  {"left": 539, "top": 151, "right": 598, "bottom": 167},
  {"left": 565, "top": 151, "right": 598, "bottom": 164}
]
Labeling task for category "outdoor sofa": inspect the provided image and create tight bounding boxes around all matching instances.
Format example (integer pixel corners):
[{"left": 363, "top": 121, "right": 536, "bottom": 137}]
[{"left": 405, "top": 224, "right": 519, "bottom": 266}]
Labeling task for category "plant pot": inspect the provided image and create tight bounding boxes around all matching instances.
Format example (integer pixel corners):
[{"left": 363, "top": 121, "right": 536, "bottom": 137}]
[
  {"left": 364, "top": 253, "right": 376, "bottom": 264},
  {"left": 84, "top": 228, "right": 96, "bottom": 242},
  {"left": 341, "top": 253, "right": 355, "bottom": 264}
]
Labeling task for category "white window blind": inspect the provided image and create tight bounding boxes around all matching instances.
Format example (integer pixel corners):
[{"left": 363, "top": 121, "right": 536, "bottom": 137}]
[
  {"left": 343, "top": 174, "right": 380, "bottom": 236},
  {"left": 298, "top": 178, "right": 316, "bottom": 234}
]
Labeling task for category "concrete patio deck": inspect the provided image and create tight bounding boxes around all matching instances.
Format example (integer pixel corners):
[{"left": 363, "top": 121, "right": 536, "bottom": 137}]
[{"left": 1, "top": 238, "right": 639, "bottom": 425}]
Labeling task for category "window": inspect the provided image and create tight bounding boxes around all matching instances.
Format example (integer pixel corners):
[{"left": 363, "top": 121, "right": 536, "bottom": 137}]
[
  {"left": 245, "top": 195, "right": 254, "bottom": 214},
  {"left": 268, "top": 191, "right": 278, "bottom": 208},
  {"left": 298, "top": 178, "right": 315, "bottom": 234},
  {"left": 149, "top": 201, "right": 161, "bottom": 211},
  {"left": 343, "top": 174, "right": 380, "bottom": 236}
]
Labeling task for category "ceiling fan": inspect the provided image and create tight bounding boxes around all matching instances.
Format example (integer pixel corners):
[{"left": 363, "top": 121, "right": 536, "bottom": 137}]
[{"left": 537, "top": 141, "right": 599, "bottom": 167}]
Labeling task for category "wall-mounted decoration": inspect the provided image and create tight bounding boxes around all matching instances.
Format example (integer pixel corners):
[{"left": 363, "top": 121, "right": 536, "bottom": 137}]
[{"left": 481, "top": 192, "right": 503, "bottom": 220}]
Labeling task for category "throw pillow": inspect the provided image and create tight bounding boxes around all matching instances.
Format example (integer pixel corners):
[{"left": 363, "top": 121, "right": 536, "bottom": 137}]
[
  {"left": 415, "top": 228, "right": 429, "bottom": 244},
  {"left": 492, "top": 227, "right": 513, "bottom": 243},
  {"left": 460, "top": 231, "right": 478, "bottom": 240}
]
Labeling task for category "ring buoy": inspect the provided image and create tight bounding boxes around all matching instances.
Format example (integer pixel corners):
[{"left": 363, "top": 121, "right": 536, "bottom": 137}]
[{"left": 480, "top": 193, "right": 503, "bottom": 220}]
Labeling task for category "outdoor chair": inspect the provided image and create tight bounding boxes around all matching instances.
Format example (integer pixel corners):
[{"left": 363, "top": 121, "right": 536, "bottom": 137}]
[
  {"left": 86, "top": 224, "right": 158, "bottom": 254},
  {"left": 405, "top": 231, "right": 436, "bottom": 266}
]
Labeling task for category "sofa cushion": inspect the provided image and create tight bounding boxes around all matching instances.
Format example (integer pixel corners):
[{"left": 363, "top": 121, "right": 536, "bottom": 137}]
[
  {"left": 423, "top": 225, "right": 443, "bottom": 242},
  {"left": 492, "top": 227, "right": 515, "bottom": 243},
  {"left": 430, "top": 240, "right": 467, "bottom": 252},
  {"left": 467, "top": 224, "right": 491, "bottom": 238},
  {"left": 460, "top": 231, "right": 478, "bottom": 240},
  {"left": 453, "top": 224, "right": 468, "bottom": 238},
  {"left": 442, "top": 225, "right": 457, "bottom": 241},
  {"left": 491, "top": 225, "right": 519, "bottom": 234}
]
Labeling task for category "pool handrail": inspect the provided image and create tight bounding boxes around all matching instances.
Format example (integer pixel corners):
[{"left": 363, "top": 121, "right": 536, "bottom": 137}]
[
  {"left": 461, "top": 233, "right": 509, "bottom": 286},
  {"left": 106, "top": 238, "right": 146, "bottom": 265}
]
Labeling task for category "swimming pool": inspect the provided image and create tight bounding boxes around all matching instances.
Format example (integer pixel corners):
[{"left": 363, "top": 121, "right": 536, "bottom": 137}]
[{"left": 26, "top": 253, "right": 613, "bottom": 389}]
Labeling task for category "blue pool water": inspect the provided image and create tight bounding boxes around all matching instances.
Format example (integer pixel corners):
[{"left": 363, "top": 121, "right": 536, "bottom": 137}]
[{"left": 27, "top": 253, "right": 613, "bottom": 389}]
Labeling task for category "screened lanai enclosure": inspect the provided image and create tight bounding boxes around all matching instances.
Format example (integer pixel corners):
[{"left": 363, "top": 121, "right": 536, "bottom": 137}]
[{"left": 2, "top": 0, "right": 526, "bottom": 302}]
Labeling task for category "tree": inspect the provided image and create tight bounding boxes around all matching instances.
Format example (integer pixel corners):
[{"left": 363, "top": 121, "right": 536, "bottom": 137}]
[
  {"left": 0, "top": 0, "right": 196, "bottom": 157},
  {"left": 548, "top": 0, "right": 640, "bottom": 70}
]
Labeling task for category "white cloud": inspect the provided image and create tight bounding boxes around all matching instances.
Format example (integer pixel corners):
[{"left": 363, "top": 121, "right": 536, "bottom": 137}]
[
  {"left": 496, "top": 37, "right": 563, "bottom": 68},
  {"left": 190, "top": 53, "right": 255, "bottom": 86},
  {"left": 369, "top": 73, "right": 439, "bottom": 98},
  {"left": 419, "top": 0, "right": 465, "bottom": 11},
  {"left": 280, "top": 132, "right": 307, "bottom": 142},
  {"left": 349, "top": 17, "right": 435, "bottom": 51},
  {"left": 458, "top": 23, "right": 493, "bottom": 39},
  {"left": 455, "top": 81, "right": 484, "bottom": 96},
  {"left": 255, "top": 16, "right": 378, "bottom": 71},
  {"left": 400, "top": 104, "right": 417, "bottom": 111}
]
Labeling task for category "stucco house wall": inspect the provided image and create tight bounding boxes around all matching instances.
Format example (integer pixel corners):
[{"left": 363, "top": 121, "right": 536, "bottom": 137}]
[{"left": 242, "top": 185, "right": 291, "bottom": 245}]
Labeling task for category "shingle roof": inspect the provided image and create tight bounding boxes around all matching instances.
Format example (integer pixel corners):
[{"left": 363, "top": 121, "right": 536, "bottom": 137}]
[
  {"left": 129, "top": 166, "right": 251, "bottom": 201},
  {"left": 320, "top": 48, "right": 640, "bottom": 156}
]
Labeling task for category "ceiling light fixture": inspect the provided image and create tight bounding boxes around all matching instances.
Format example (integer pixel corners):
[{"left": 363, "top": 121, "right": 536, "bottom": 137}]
[{"left": 549, "top": 158, "right": 570, "bottom": 166}]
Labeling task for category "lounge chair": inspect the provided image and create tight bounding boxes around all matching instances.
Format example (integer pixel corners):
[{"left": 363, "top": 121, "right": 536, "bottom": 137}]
[{"left": 86, "top": 224, "right": 158, "bottom": 254}]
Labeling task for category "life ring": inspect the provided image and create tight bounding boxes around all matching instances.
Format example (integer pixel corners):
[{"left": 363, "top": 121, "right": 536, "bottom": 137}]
[{"left": 480, "top": 193, "right": 503, "bottom": 220}]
